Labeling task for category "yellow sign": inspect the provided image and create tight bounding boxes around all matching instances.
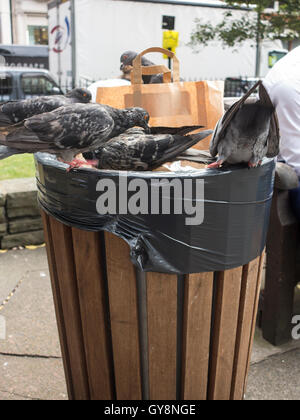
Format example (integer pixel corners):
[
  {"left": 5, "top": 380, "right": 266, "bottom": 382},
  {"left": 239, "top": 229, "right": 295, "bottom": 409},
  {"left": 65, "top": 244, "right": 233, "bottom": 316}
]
[{"left": 163, "top": 31, "right": 179, "bottom": 58}]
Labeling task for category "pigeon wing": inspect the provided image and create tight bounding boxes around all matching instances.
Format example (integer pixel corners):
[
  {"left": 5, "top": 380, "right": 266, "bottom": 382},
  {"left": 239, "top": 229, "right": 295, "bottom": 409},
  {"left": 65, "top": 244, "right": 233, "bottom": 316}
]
[
  {"left": 259, "top": 83, "right": 280, "bottom": 158},
  {"left": 209, "top": 118, "right": 223, "bottom": 157},
  {"left": 266, "top": 112, "right": 280, "bottom": 157},
  {"left": 178, "top": 149, "right": 215, "bottom": 164},
  {"left": 28, "top": 104, "right": 114, "bottom": 151},
  {"left": 0, "top": 104, "right": 114, "bottom": 153},
  {"left": 0, "top": 119, "right": 61, "bottom": 152},
  {"left": 209, "top": 80, "right": 263, "bottom": 157},
  {"left": 97, "top": 130, "right": 212, "bottom": 170},
  {"left": 0, "top": 96, "right": 68, "bottom": 125},
  {"left": 96, "top": 133, "right": 166, "bottom": 170},
  {"left": 150, "top": 130, "right": 212, "bottom": 169}
]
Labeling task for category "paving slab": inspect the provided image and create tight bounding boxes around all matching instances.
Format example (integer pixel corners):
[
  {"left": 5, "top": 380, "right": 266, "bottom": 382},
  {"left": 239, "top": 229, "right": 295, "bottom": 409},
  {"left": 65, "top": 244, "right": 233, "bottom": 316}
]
[
  {"left": 7, "top": 206, "right": 40, "bottom": 219},
  {"left": 9, "top": 217, "right": 43, "bottom": 234},
  {"left": 251, "top": 327, "right": 300, "bottom": 364},
  {"left": 246, "top": 348, "right": 300, "bottom": 400},
  {"left": 0, "top": 193, "right": 5, "bottom": 206},
  {"left": 0, "top": 178, "right": 37, "bottom": 195},
  {"left": 0, "top": 354, "right": 67, "bottom": 400},
  {"left": 0, "top": 247, "right": 48, "bottom": 305},
  {"left": 1, "top": 230, "right": 44, "bottom": 249},
  {"left": 0, "top": 258, "right": 61, "bottom": 357},
  {"left": 0, "top": 390, "right": 31, "bottom": 400},
  {"left": 0, "top": 223, "right": 7, "bottom": 237},
  {"left": 0, "top": 207, "right": 6, "bottom": 223}
]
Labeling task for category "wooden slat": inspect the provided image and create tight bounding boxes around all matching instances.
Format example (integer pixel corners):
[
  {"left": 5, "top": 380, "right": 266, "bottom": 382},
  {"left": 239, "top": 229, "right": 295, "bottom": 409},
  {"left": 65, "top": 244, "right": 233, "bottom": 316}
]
[
  {"left": 243, "top": 251, "right": 265, "bottom": 395},
  {"left": 49, "top": 217, "right": 90, "bottom": 400},
  {"left": 43, "top": 210, "right": 265, "bottom": 401},
  {"left": 208, "top": 266, "right": 242, "bottom": 400},
  {"left": 146, "top": 272, "right": 178, "bottom": 400},
  {"left": 41, "top": 211, "right": 74, "bottom": 399},
  {"left": 230, "top": 256, "right": 261, "bottom": 400},
  {"left": 181, "top": 272, "right": 214, "bottom": 400},
  {"left": 72, "top": 228, "right": 114, "bottom": 400},
  {"left": 104, "top": 232, "right": 142, "bottom": 400}
]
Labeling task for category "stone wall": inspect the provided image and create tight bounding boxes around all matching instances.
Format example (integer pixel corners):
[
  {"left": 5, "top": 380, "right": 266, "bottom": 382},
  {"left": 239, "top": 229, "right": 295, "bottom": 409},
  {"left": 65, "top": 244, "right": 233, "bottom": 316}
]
[{"left": 0, "top": 178, "right": 44, "bottom": 249}]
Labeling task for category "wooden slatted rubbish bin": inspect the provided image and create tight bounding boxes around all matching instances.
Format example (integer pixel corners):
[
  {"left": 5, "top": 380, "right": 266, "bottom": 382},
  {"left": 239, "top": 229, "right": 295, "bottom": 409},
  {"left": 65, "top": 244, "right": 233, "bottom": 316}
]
[{"left": 35, "top": 153, "right": 275, "bottom": 400}]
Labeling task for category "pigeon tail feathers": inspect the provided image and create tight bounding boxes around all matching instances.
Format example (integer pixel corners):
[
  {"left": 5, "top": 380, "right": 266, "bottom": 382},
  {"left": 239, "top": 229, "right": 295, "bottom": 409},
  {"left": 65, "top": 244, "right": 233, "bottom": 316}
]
[
  {"left": 0, "top": 112, "right": 13, "bottom": 127},
  {"left": 235, "top": 102, "right": 274, "bottom": 132},
  {"left": 0, "top": 120, "right": 25, "bottom": 134},
  {"left": 152, "top": 129, "right": 213, "bottom": 168},
  {"left": 189, "top": 130, "right": 214, "bottom": 143},
  {"left": 0, "top": 145, "right": 23, "bottom": 160},
  {"left": 150, "top": 125, "right": 204, "bottom": 136},
  {"left": 0, "top": 120, "right": 47, "bottom": 152}
]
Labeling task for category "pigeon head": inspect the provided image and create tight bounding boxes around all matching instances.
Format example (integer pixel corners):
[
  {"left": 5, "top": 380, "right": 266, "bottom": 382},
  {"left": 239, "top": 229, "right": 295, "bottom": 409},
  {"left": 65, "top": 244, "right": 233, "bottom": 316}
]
[
  {"left": 125, "top": 107, "right": 150, "bottom": 132},
  {"left": 120, "top": 51, "right": 137, "bottom": 70},
  {"left": 120, "top": 51, "right": 152, "bottom": 70},
  {"left": 66, "top": 88, "right": 92, "bottom": 103},
  {"left": 134, "top": 107, "right": 150, "bottom": 132}
]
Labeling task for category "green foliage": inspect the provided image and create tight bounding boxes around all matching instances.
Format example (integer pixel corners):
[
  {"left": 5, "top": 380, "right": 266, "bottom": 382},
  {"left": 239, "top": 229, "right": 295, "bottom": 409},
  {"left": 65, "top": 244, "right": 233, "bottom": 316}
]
[
  {"left": 0, "top": 154, "right": 36, "bottom": 180},
  {"left": 189, "top": 0, "right": 300, "bottom": 49}
]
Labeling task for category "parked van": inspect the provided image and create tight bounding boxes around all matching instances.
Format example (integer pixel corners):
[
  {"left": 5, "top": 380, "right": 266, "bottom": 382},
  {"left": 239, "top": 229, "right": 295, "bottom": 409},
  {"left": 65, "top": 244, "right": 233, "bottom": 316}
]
[
  {"left": 0, "top": 67, "right": 63, "bottom": 103},
  {"left": 0, "top": 45, "right": 49, "bottom": 69}
]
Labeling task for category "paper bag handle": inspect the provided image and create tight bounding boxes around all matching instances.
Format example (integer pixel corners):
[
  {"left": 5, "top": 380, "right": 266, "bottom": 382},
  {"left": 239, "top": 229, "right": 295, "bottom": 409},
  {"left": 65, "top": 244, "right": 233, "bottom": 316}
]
[{"left": 131, "top": 47, "right": 180, "bottom": 85}]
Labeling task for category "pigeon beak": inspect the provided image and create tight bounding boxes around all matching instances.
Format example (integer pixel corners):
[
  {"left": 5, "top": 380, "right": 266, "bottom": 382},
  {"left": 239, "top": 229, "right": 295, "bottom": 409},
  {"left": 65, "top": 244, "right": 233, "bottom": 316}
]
[{"left": 120, "top": 63, "right": 124, "bottom": 71}]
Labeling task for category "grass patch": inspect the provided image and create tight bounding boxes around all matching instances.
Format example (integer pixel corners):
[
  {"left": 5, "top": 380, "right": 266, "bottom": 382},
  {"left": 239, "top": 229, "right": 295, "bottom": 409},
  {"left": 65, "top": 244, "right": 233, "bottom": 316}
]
[{"left": 0, "top": 154, "right": 36, "bottom": 180}]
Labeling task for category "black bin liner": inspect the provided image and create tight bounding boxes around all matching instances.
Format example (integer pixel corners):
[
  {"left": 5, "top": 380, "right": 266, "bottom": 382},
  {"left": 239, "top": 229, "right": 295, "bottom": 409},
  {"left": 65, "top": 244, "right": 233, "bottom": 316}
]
[{"left": 35, "top": 153, "right": 275, "bottom": 274}]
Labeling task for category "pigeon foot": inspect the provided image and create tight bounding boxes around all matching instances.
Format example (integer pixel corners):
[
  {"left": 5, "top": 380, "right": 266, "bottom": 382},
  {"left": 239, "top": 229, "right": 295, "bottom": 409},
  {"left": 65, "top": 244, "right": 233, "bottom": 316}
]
[
  {"left": 66, "top": 158, "right": 98, "bottom": 172},
  {"left": 248, "top": 160, "right": 262, "bottom": 169},
  {"left": 207, "top": 160, "right": 224, "bottom": 169}
]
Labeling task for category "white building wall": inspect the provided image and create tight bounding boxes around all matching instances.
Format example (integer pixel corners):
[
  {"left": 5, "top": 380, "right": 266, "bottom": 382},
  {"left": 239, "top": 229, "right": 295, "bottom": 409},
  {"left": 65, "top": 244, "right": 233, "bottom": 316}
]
[
  {"left": 0, "top": 0, "right": 13, "bottom": 43},
  {"left": 74, "top": 0, "right": 281, "bottom": 81},
  {"left": 8, "top": 0, "right": 48, "bottom": 45}
]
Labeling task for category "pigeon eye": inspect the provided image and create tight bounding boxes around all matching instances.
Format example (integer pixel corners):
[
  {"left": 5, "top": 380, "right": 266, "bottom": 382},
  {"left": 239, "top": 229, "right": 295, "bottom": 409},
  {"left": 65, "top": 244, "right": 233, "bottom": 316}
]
[
  {"left": 83, "top": 93, "right": 87, "bottom": 97},
  {"left": 123, "top": 55, "right": 128, "bottom": 60},
  {"left": 144, "top": 115, "right": 148, "bottom": 120}
]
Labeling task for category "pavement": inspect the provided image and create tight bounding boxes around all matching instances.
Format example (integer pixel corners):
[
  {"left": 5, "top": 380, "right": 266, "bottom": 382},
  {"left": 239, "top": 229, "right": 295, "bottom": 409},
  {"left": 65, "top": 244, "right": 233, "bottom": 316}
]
[{"left": 0, "top": 247, "right": 299, "bottom": 400}]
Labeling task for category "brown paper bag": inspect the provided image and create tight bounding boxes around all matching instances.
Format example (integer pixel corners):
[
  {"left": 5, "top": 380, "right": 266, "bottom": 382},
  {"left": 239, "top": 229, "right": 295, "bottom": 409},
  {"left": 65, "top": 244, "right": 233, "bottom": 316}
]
[{"left": 96, "top": 47, "right": 224, "bottom": 150}]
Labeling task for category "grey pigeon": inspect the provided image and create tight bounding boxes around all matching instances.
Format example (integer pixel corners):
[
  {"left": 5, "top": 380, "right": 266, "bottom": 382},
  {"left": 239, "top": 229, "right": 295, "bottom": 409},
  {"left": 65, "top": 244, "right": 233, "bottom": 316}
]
[
  {"left": 0, "top": 103, "right": 150, "bottom": 167},
  {"left": 120, "top": 50, "right": 163, "bottom": 84},
  {"left": 0, "top": 88, "right": 92, "bottom": 127},
  {"left": 84, "top": 123, "right": 204, "bottom": 161},
  {"left": 87, "top": 127, "right": 213, "bottom": 171},
  {"left": 208, "top": 81, "right": 280, "bottom": 168},
  {"left": 83, "top": 124, "right": 206, "bottom": 160}
]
